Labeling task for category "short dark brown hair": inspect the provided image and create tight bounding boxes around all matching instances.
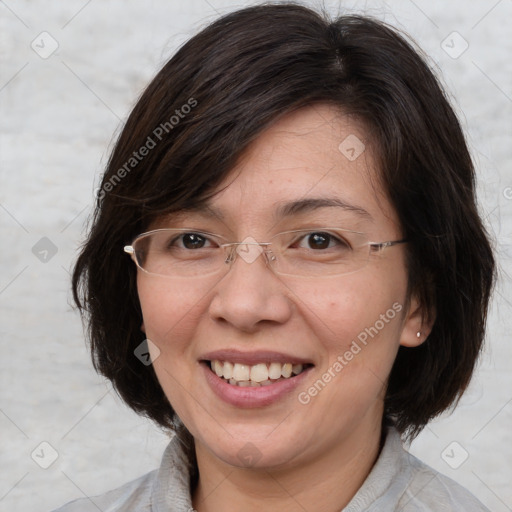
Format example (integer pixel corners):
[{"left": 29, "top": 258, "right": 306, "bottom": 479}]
[{"left": 72, "top": 2, "right": 495, "bottom": 439}]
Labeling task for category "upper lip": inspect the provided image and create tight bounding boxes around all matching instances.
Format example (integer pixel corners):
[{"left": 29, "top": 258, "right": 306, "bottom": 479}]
[{"left": 200, "top": 349, "right": 314, "bottom": 366}]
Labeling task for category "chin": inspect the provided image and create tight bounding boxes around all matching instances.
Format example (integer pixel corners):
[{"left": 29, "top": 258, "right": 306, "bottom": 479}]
[
  {"left": 196, "top": 421, "right": 308, "bottom": 471},
  {"left": 217, "top": 442, "right": 301, "bottom": 470}
]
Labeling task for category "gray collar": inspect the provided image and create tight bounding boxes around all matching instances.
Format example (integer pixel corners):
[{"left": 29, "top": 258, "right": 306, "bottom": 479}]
[{"left": 150, "top": 427, "right": 407, "bottom": 512}]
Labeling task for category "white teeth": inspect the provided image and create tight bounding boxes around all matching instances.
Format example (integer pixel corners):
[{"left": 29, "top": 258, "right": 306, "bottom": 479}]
[
  {"left": 292, "top": 364, "right": 303, "bottom": 375},
  {"left": 210, "top": 360, "right": 308, "bottom": 386},
  {"left": 214, "top": 360, "right": 223, "bottom": 377},
  {"left": 232, "top": 363, "right": 250, "bottom": 381},
  {"left": 250, "top": 363, "right": 269, "bottom": 382},
  {"left": 281, "top": 363, "right": 292, "bottom": 378},
  {"left": 223, "top": 361, "right": 233, "bottom": 380},
  {"left": 268, "top": 362, "right": 282, "bottom": 380}
]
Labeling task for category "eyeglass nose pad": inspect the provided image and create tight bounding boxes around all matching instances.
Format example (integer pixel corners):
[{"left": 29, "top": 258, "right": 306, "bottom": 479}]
[
  {"left": 223, "top": 244, "right": 274, "bottom": 267},
  {"left": 224, "top": 245, "right": 236, "bottom": 265},
  {"left": 266, "top": 250, "right": 276, "bottom": 263}
]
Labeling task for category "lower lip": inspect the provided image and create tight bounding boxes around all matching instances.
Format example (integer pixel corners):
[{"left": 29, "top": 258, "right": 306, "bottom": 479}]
[{"left": 201, "top": 363, "right": 313, "bottom": 408}]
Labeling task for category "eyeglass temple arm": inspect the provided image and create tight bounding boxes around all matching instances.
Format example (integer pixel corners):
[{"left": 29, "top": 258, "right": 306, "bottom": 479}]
[{"left": 369, "top": 239, "right": 408, "bottom": 251}]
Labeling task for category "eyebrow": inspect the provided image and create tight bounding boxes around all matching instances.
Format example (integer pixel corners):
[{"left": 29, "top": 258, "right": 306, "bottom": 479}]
[
  {"left": 184, "top": 197, "right": 373, "bottom": 222},
  {"left": 274, "top": 197, "right": 373, "bottom": 221}
]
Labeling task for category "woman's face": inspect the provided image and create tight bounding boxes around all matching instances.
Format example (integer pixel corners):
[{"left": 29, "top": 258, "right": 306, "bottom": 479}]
[{"left": 137, "top": 104, "right": 423, "bottom": 470}]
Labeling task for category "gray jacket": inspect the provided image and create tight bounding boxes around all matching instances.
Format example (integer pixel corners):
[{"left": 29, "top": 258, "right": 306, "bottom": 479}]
[{"left": 53, "top": 428, "right": 489, "bottom": 511}]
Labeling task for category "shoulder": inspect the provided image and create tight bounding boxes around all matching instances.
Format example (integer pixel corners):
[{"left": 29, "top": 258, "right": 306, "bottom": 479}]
[
  {"left": 395, "top": 444, "right": 490, "bottom": 511},
  {"left": 51, "top": 469, "right": 157, "bottom": 512},
  {"left": 51, "top": 433, "right": 195, "bottom": 512},
  {"left": 347, "top": 428, "right": 490, "bottom": 512}
]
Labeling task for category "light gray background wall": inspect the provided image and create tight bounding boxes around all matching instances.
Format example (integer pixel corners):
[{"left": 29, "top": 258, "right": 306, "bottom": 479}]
[{"left": 1, "top": 1, "right": 510, "bottom": 511}]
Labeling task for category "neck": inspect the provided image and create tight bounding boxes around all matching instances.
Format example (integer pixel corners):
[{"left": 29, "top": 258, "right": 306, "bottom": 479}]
[{"left": 192, "top": 417, "right": 384, "bottom": 512}]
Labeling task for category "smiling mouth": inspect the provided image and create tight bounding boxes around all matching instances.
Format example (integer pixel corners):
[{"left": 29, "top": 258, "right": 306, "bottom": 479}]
[{"left": 206, "top": 360, "right": 313, "bottom": 387}]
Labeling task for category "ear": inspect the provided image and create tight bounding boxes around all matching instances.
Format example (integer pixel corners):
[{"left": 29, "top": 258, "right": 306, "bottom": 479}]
[{"left": 400, "top": 295, "right": 435, "bottom": 347}]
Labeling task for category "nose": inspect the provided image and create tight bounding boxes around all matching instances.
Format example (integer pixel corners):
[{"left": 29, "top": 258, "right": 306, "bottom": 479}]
[{"left": 208, "top": 245, "right": 293, "bottom": 333}]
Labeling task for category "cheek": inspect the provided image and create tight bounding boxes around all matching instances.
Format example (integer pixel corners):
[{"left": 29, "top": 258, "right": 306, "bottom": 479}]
[
  {"left": 137, "top": 276, "right": 206, "bottom": 350},
  {"left": 136, "top": 277, "right": 207, "bottom": 423},
  {"left": 297, "top": 268, "right": 407, "bottom": 364},
  {"left": 298, "top": 283, "right": 405, "bottom": 416}
]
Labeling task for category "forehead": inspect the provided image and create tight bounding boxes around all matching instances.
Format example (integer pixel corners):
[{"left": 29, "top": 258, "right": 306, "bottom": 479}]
[
  {"left": 209, "top": 105, "right": 397, "bottom": 226},
  {"left": 237, "top": 104, "right": 370, "bottom": 177},
  {"left": 155, "top": 104, "right": 400, "bottom": 233}
]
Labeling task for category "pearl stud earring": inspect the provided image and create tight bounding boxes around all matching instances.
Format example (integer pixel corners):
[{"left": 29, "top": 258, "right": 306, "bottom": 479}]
[{"left": 416, "top": 331, "right": 421, "bottom": 338}]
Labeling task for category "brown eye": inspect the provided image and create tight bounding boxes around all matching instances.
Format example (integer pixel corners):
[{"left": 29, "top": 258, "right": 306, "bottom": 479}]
[
  {"left": 299, "top": 232, "right": 348, "bottom": 250},
  {"left": 307, "top": 232, "right": 330, "bottom": 249},
  {"left": 180, "top": 233, "right": 208, "bottom": 249}
]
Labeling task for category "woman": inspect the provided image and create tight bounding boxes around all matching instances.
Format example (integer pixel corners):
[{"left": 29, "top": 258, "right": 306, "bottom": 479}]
[{"left": 58, "top": 3, "right": 495, "bottom": 511}]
